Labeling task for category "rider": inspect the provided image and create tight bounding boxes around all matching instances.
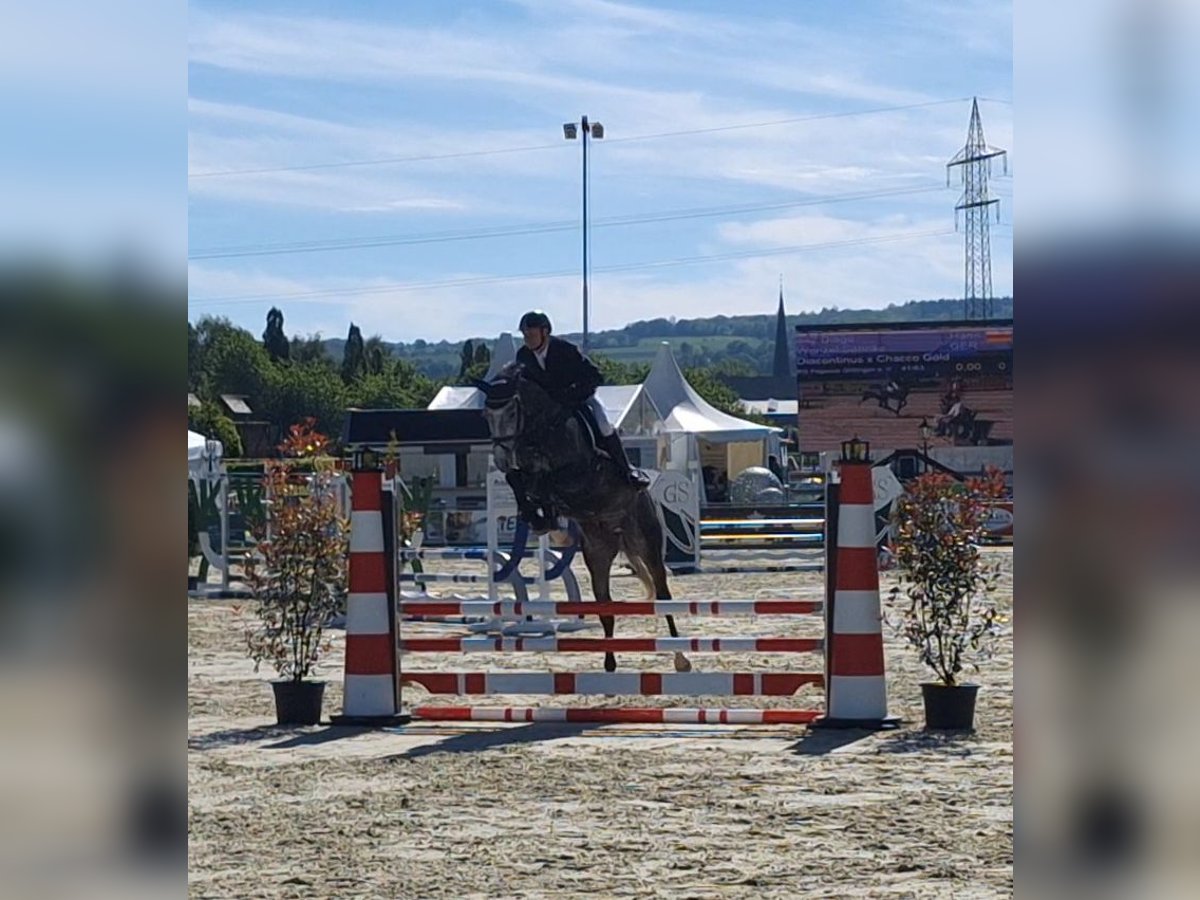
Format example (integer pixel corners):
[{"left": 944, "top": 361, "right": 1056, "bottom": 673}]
[{"left": 508, "top": 310, "right": 648, "bottom": 522}]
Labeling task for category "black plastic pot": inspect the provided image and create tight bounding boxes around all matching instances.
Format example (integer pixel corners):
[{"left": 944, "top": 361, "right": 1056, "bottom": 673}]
[
  {"left": 272, "top": 680, "right": 326, "bottom": 725},
  {"left": 921, "top": 683, "right": 979, "bottom": 731}
]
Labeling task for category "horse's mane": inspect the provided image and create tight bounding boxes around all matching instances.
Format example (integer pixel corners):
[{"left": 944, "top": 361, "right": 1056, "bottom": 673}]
[{"left": 479, "top": 362, "right": 523, "bottom": 409}]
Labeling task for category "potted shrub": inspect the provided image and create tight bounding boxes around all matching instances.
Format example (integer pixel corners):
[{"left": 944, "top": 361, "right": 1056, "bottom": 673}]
[
  {"left": 888, "top": 468, "right": 1007, "bottom": 731},
  {"left": 244, "top": 421, "right": 348, "bottom": 725}
]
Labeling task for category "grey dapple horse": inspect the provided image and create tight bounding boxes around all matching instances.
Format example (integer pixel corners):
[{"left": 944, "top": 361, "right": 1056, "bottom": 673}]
[{"left": 477, "top": 364, "right": 690, "bottom": 673}]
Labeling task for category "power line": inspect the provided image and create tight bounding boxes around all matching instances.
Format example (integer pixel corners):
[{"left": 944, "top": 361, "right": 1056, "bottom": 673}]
[
  {"left": 602, "top": 98, "right": 971, "bottom": 145},
  {"left": 188, "top": 184, "right": 946, "bottom": 260},
  {"left": 187, "top": 142, "right": 566, "bottom": 179},
  {"left": 188, "top": 97, "right": 974, "bottom": 179},
  {"left": 188, "top": 227, "right": 954, "bottom": 307}
]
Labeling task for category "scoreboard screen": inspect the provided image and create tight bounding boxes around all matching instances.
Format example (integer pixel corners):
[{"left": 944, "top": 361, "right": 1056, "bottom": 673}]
[{"left": 794, "top": 321, "right": 1013, "bottom": 455}]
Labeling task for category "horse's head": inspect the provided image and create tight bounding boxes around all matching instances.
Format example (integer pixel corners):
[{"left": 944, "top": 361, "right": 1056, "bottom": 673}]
[
  {"left": 475, "top": 364, "right": 566, "bottom": 473},
  {"left": 474, "top": 366, "right": 518, "bottom": 432},
  {"left": 474, "top": 363, "right": 537, "bottom": 469}
]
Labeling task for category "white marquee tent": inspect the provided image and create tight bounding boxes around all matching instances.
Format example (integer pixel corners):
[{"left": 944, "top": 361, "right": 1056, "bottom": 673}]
[{"left": 641, "top": 342, "right": 778, "bottom": 443}]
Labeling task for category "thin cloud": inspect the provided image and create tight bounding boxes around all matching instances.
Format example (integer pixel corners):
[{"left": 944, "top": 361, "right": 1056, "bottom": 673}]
[{"left": 188, "top": 1, "right": 1011, "bottom": 338}]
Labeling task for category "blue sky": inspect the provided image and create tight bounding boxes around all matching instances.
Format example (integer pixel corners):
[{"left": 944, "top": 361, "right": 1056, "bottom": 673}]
[{"left": 187, "top": 0, "right": 1012, "bottom": 343}]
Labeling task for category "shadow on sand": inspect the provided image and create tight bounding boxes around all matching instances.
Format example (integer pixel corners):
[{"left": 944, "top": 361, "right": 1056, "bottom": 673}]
[{"left": 384, "top": 722, "right": 591, "bottom": 760}]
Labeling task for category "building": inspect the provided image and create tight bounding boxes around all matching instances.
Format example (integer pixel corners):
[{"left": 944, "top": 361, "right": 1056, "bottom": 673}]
[{"left": 717, "top": 285, "right": 796, "bottom": 404}]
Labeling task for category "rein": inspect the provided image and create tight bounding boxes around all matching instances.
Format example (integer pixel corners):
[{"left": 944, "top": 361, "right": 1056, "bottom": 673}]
[{"left": 484, "top": 371, "right": 565, "bottom": 450}]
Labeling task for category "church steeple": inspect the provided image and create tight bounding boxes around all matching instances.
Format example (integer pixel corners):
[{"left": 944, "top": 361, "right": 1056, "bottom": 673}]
[{"left": 771, "top": 277, "right": 791, "bottom": 379}]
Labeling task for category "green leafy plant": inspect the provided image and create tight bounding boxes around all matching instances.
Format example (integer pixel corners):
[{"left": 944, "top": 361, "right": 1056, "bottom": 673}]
[
  {"left": 244, "top": 420, "right": 348, "bottom": 683},
  {"left": 887, "top": 468, "right": 1007, "bottom": 686},
  {"left": 381, "top": 428, "right": 436, "bottom": 573},
  {"left": 395, "top": 475, "right": 435, "bottom": 580},
  {"left": 189, "top": 477, "right": 223, "bottom": 580}
]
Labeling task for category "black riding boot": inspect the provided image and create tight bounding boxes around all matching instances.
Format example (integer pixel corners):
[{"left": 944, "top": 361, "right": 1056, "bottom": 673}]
[{"left": 599, "top": 432, "right": 649, "bottom": 488}]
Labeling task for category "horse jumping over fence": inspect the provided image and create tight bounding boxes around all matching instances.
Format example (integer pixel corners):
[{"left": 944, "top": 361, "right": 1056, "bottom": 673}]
[
  {"left": 477, "top": 363, "right": 691, "bottom": 674},
  {"left": 859, "top": 380, "right": 909, "bottom": 415}
]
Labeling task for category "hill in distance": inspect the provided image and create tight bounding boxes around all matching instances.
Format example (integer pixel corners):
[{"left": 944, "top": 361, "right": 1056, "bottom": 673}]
[{"left": 319, "top": 296, "right": 1013, "bottom": 381}]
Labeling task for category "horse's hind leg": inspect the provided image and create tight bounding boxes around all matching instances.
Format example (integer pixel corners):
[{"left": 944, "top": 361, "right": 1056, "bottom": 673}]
[
  {"left": 626, "top": 500, "right": 692, "bottom": 673},
  {"left": 654, "top": 566, "right": 692, "bottom": 674},
  {"left": 580, "top": 527, "right": 619, "bottom": 672}
]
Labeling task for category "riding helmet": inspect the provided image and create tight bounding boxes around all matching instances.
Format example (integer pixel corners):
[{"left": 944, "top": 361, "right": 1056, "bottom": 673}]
[{"left": 519, "top": 310, "right": 552, "bottom": 333}]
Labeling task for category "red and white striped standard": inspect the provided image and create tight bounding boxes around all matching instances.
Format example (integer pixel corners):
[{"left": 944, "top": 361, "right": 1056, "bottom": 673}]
[
  {"left": 821, "top": 461, "right": 891, "bottom": 726},
  {"left": 400, "top": 636, "right": 823, "bottom": 654},
  {"left": 336, "top": 469, "right": 399, "bottom": 721},
  {"left": 402, "top": 670, "right": 823, "bottom": 697},
  {"left": 413, "top": 706, "right": 821, "bottom": 725}
]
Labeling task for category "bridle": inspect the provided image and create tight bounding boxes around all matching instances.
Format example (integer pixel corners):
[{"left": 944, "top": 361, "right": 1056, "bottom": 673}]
[
  {"left": 483, "top": 388, "right": 523, "bottom": 447},
  {"left": 481, "top": 369, "right": 559, "bottom": 451}
]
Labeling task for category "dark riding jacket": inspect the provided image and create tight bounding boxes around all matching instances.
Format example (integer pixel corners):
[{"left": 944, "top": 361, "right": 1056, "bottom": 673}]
[{"left": 515, "top": 337, "right": 603, "bottom": 408}]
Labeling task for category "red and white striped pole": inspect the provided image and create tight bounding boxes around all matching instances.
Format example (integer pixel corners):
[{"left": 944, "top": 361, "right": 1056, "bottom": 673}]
[
  {"left": 331, "top": 456, "right": 409, "bottom": 725},
  {"left": 815, "top": 443, "right": 897, "bottom": 729}
]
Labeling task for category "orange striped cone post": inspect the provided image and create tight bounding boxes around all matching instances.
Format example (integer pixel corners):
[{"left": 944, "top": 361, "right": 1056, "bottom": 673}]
[
  {"left": 331, "top": 462, "right": 410, "bottom": 726},
  {"left": 814, "top": 458, "right": 898, "bottom": 729}
]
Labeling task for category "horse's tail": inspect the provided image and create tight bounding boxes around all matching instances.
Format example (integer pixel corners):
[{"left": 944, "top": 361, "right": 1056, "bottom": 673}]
[{"left": 621, "top": 491, "right": 671, "bottom": 601}]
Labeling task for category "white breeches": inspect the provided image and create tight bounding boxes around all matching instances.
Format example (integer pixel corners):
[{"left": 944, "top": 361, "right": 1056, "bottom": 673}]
[{"left": 585, "top": 396, "right": 615, "bottom": 436}]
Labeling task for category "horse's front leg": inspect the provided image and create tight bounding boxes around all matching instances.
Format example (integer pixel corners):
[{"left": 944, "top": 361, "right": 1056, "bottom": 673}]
[{"left": 580, "top": 536, "right": 619, "bottom": 672}]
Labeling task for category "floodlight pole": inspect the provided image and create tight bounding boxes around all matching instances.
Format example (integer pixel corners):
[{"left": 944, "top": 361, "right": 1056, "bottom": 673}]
[
  {"left": 582, "top": 116, "right": 589, "bottom": 353},
  {"left": 564, "top": 116, "right": 603, "bottom": 353}
]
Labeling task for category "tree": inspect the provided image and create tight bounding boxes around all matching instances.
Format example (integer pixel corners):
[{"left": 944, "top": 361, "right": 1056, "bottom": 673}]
[
  {"left": 193, "top": 316, "right": 273, "bottom": 404},
  {"left": 590, "top": 353, "right": 648, "bottom": 386},
  {"left": 683, "top": 367, "right": 763, "bottom": 421},
  {"left": 291, "top": 333, "right": 331, "bottom": 367},
  {"left": 710, "top": 358, "right": 757, "bottom": 377},
  {"left": 187, "top": 401, "right": 244, "bottom": 457},
  {"left": 349, "top": 368, "right": 435, "bottom": 410},
  {"left": 188, "top": 322, "right": 201, "bottom": 390},
  {"left": 458, "top": 340, "right": 476, "bottom": 379},
  {"left": 263, "top": 361, "right": 349, "bottom": 439},
  {"left": 364, "top": 335, "right": 390, "bottom": 376},
  {"left": 262, "top": 307, "right": 290, "bottom": 362},
  {"left": 458, "top": 340, "right": 491, "bottom": 382},
  {"left": 341, "top": 323, "right": 366, "bottom": 384}
]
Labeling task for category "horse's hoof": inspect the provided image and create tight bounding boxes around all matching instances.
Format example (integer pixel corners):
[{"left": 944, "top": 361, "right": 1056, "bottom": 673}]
[{"left": 673, "top": 653, "right": 692, "bottom": 673}]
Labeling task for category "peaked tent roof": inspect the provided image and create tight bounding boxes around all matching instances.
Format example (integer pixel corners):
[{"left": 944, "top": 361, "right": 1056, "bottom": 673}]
[
  {"left": 485, "top": 332, "right": 518, "bottom": 380},
  {"left": 642, "top": 342, "right": 780, "bottom": 443},
  {"left": 594, "top": 384, "right": 646, "bottom": 431},
  {"left": 426, "top": 385, "right": 481, "bottom": 410}
]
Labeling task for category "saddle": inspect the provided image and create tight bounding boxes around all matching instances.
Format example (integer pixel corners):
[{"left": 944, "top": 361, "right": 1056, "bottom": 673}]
[{"left": 567, "top": 407, "right": 605, "bottom": 457}]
